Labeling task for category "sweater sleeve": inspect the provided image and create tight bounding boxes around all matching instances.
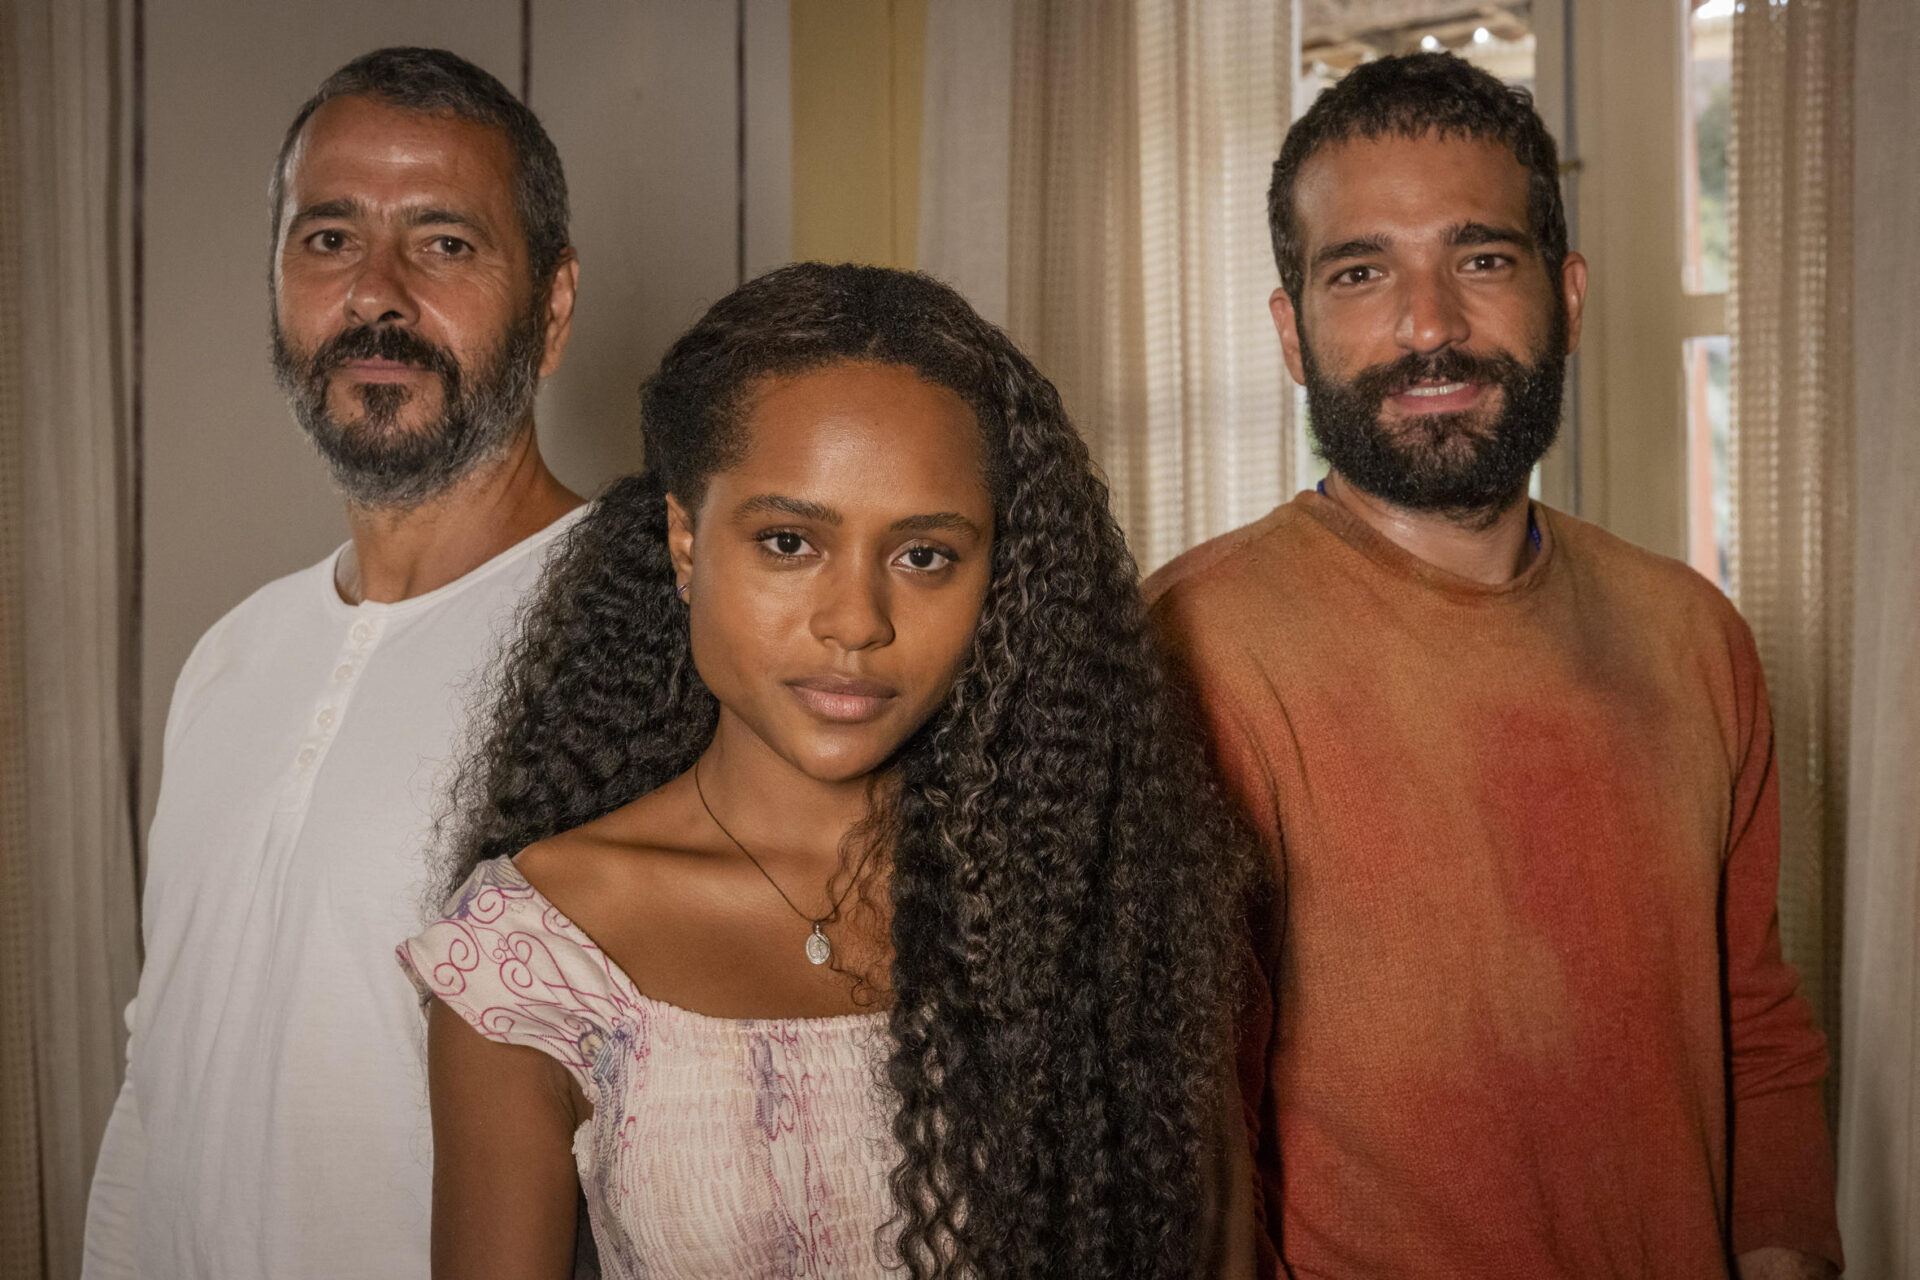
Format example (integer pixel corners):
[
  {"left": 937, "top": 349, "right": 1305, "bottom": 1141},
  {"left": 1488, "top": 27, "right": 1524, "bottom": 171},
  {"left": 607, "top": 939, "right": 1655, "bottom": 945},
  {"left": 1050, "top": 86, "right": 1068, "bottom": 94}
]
[{"left": 1721, "top": 619, "right": 1843, "bottom": 1268}]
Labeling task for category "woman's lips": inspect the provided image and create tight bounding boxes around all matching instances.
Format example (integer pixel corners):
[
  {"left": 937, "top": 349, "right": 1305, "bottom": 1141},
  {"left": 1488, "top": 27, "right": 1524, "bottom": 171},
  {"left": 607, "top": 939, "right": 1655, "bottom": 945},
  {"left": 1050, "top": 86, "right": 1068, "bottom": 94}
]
[{"left": 786, "top": 676, "right": 898, "bottom": 724}]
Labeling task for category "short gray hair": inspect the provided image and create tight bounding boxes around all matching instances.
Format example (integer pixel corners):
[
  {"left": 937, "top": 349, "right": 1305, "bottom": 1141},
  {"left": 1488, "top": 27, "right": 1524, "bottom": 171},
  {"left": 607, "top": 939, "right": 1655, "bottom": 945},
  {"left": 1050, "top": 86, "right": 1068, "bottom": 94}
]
[{"left": 269, "top": 47, "right": 571, "bottom": 290}]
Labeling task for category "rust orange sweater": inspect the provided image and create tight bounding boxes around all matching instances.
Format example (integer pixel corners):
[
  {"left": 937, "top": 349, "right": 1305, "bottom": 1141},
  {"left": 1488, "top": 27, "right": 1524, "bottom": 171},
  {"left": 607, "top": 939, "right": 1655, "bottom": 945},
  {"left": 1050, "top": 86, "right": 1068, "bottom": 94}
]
[{"left": 1147, "top": 492, "right": 1841, "bottom": 1279}]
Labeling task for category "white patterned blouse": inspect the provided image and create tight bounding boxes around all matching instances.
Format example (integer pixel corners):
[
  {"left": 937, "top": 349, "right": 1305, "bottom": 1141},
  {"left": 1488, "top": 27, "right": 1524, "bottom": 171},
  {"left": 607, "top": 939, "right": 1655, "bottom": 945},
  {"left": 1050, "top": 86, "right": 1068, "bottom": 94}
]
[{"left": 398, "top": 856, "right": 899, "bottom": 1278}]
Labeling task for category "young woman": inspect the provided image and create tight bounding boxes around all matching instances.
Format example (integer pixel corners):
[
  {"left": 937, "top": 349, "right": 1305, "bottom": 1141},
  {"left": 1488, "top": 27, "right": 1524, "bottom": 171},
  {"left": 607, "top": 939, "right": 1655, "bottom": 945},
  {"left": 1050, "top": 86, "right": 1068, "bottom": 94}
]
[{"left": 399, "top": 263, "right": 1254, "bottom": 1279}]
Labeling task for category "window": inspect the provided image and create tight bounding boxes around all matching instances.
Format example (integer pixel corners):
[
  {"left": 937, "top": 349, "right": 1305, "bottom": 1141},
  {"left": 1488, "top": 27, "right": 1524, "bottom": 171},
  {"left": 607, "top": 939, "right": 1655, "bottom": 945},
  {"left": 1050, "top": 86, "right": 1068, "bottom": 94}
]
[
  {"left": 1568, "top": 0, "right": 1730, "bottom": 572},
  {"left": 1683, "top": 0, "right": 1733, "bottom": 585}
]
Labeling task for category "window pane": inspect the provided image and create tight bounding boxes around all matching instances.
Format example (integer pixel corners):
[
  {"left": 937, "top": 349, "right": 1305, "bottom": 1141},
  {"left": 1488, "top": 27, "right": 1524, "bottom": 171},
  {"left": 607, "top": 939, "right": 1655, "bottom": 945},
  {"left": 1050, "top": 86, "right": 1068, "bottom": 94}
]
[
  {"left": 1684, "top": 0, "right": 1733, "bottom": 294},
  {"left": 1686, "top": 335, "right": 1731, "bottom": 586}
]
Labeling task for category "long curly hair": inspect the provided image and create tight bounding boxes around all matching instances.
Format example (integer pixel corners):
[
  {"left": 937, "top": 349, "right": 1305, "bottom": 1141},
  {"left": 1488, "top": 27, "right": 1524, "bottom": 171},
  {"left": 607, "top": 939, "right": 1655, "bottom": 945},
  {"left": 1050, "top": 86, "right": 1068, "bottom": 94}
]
[{"left": 441, "top": 263, "right": 1252, "bottom": 1277}]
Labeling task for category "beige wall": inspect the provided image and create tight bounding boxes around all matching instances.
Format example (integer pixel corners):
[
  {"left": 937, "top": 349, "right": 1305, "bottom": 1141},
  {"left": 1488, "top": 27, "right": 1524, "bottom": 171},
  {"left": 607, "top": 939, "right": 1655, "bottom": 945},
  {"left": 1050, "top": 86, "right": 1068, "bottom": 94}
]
[{"left": 137, "top": 1, "right": 791, "bottom": 831}]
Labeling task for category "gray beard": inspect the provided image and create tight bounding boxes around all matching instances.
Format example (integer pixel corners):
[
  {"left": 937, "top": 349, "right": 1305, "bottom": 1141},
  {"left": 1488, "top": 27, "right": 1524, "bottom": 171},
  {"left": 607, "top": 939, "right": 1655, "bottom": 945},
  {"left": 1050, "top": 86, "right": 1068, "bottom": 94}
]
[{"left": 270, "top": 309, "right": 545, "bottom": 511}]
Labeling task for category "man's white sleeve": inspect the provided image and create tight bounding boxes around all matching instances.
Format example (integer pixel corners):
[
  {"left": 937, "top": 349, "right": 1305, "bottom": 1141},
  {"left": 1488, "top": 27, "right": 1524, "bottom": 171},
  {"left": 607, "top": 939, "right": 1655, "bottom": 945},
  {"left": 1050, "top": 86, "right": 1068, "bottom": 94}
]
[{"left": 81, "top": 999, "right": 143, "bottom": 1280}]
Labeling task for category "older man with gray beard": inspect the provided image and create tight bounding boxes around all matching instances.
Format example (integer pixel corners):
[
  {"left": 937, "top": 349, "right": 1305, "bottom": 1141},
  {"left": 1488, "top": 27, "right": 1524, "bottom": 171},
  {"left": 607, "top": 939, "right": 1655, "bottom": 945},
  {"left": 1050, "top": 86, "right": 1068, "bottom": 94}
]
[{"left": 83, "top": 47, "right": 587, "bottom": 1280}]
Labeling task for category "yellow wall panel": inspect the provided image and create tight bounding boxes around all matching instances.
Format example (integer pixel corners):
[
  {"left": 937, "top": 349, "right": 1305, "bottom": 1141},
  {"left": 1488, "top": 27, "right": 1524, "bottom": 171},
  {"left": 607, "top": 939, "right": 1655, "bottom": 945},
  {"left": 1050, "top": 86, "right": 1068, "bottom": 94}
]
[{"left": 790, "top": 0, "right": 925, "bottom": 267}]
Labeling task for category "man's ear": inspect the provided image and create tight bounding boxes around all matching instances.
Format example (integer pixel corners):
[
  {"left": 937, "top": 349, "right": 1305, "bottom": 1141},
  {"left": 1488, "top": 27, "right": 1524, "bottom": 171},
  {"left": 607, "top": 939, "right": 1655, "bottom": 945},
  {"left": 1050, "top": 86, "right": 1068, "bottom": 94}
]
[
  {"left": 1558, "top": 251, "right": 1590, "bottom": 355},
  {"left": 666, "top": 492, "right": 695, "bottom": 590},
  {"left": 537, "top": 248, "right": 580, "bottom": 379},
  {"left": 1270, "top": 286, "right": 1307, "bottom": 386}
]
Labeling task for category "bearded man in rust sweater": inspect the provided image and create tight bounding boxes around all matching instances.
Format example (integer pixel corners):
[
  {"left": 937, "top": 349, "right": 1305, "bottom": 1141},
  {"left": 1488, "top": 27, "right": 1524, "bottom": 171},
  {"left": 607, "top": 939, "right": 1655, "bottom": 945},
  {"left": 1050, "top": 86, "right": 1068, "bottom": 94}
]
[{"left": 1146, "top": 53, "right": 1842, "bottom": 1280}]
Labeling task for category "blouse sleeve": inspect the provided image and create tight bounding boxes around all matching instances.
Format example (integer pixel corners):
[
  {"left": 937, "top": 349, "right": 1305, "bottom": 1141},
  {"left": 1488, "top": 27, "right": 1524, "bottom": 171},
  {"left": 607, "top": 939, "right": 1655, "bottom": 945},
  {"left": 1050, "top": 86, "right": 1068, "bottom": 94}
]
[{"left": 397, "top": 856, "right": 628, "bottom": 1095}]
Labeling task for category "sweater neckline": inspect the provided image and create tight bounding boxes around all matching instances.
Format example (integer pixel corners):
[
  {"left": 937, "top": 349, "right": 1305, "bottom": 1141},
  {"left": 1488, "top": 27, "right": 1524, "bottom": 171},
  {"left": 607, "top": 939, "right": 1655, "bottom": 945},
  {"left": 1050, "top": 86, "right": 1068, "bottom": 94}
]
[{"left": 1295, "top": 488, "right": 1557, "bottom": 605}]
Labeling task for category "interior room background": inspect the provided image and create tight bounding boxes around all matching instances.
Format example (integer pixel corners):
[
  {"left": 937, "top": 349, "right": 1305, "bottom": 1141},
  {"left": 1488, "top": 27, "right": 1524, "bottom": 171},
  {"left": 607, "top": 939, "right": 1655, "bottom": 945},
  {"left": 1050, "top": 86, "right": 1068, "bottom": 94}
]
[{"left": 3, "top": 0, "right": 1914, "bottom": 1276}]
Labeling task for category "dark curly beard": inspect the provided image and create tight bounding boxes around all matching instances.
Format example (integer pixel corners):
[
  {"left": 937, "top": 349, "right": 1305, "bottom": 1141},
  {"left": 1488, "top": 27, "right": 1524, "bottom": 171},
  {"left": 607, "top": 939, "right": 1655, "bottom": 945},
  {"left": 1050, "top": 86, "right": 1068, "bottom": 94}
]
[
  {"left": 270, "top": 307, "right": 543, "bottom": 511},
  {"left": 1301, "top": 302, "right": 1567, "bottom": 521}
]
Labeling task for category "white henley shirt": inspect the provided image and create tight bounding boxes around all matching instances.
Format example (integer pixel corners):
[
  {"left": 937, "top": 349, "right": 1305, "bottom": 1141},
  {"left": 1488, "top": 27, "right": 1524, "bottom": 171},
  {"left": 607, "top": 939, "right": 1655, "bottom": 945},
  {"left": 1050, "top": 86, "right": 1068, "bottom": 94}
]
[{"left": 82, "top": 506, "right": 585, "bottom": 1280}]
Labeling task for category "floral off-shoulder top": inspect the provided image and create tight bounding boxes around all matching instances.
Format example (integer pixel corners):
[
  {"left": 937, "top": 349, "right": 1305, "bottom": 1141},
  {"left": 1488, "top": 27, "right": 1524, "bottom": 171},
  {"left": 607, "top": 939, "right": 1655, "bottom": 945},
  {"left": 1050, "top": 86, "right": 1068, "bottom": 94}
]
[{"left": 397, "top": 856, "right": 898, "bottom": 1278}]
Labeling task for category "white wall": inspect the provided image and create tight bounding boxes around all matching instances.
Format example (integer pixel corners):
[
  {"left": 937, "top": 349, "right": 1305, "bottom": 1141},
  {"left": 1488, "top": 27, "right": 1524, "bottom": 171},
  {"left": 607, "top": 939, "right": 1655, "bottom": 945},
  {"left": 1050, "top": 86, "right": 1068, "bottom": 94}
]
[{"left": 137, "top": 0, "right": 791, "bottom": 831}]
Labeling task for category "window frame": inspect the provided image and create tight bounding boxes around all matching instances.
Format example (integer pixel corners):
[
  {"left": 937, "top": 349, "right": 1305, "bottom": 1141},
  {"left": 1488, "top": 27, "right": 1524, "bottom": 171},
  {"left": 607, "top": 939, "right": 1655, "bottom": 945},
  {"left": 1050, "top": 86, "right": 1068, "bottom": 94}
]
[{"left": 1555, "top": 0, "right": 1727, "bottom": 560}]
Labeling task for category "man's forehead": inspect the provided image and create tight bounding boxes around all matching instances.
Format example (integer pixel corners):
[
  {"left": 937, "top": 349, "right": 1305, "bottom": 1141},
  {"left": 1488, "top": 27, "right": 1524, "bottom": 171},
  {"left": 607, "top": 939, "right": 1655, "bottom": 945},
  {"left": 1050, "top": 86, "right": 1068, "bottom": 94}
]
[
  {"left": 1295, "top": 131, "right": 1531, "bottom": 240},
  {"left": 283, "top": 94, "right": 515, "bottom": 199}
]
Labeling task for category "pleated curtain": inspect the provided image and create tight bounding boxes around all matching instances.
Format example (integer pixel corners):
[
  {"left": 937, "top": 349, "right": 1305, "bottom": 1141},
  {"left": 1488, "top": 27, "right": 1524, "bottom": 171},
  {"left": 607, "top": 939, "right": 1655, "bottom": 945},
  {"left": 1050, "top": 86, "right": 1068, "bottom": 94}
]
[
  {"left": 1836, "top": 0, "right": 1920, "bottom": 1269},
  {"left": 0, "top": 2, "right": 144, "bottom": 1276},
  {"left": 1013, "top": 0, "right": 1297, "bottom": 573},
  {"left": 0, "top": 2, "right": 38, "bottom": 1269},
  {"left": 1726, "top": 0, "right": 1854, "bottom": 1121},
  {"left": 920, "top": 0, "right": 1297, "bottom": 575}
]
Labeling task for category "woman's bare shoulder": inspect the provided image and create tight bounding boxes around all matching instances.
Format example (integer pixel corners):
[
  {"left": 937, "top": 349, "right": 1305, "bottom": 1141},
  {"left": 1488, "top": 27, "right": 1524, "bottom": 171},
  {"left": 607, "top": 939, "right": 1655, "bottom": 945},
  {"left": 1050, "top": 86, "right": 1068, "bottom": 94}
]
[{"left": 510, "top": 773, "right": 711, "bottom": 943}]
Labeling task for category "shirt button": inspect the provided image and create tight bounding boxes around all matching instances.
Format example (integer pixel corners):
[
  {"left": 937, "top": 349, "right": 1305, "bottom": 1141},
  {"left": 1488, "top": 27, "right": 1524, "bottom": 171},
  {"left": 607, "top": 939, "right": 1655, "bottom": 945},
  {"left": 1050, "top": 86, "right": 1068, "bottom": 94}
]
[
  {"left": 334, "top": 663, "right": 355, "bottom": 683},
  {"left": 350, "top": 621, "right": 374, "bottom": 644},
  {"left": 297, "top": 746, "right": 317, "bottom": 767},
  {"left": 316, "top": 707, "right": 336, "bottom": 729}
]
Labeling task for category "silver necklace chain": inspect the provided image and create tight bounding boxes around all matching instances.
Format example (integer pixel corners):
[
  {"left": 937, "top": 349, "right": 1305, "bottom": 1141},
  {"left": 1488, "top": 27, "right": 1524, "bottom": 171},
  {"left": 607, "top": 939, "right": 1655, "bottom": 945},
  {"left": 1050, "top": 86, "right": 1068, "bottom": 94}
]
[{"left": 692, "top": 759, "right": 875, "bottom": 966}]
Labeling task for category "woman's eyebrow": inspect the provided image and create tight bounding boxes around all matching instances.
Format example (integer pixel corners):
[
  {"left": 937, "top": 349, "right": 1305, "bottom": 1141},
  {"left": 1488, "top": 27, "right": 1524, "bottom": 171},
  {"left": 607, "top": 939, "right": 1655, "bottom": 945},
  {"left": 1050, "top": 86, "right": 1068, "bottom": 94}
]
[
  {"left": 891, "top": 512, "right": 983, "bottom": 538},
  {"left": 733, "top": 495, "right": 982, "bottom": 539},
  {"left": 734, "top": 493, "right": 840, "bottom": 523}
]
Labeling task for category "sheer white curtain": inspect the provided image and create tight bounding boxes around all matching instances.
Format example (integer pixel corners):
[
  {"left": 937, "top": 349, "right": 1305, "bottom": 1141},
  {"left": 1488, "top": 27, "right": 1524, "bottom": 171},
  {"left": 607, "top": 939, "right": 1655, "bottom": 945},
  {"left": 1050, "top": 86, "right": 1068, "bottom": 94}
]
[
  {"left": 1, "top": 2, "right": 39, "bottom": 1270},
  {"left": 0, "top": 1, "right": 143, "bottom": 1276},
  {"left": 1837, "top": 0, "right": 1920, "bottom": 1268},
  {"left": 1726, "top": 0, "right": 1920, "bottom": 1264},
  {"left": 1726, "top": 0, "right": 1853, "bottom": 1108},
  {"left": 919, "top": 0, "right": 1297, "bottom": 573},
  {"left": 918, "top": 0, "right": 1017, "bottom": 328}
]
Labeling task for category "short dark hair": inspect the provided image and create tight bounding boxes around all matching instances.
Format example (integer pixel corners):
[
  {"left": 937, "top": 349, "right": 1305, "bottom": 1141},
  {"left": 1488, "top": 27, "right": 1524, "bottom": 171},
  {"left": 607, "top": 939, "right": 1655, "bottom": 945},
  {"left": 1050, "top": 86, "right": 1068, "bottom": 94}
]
[
  {"left": 1268, "top": 52, "right": 1567, "bottom": 303},
  {"left": 268, "top": 47, "right": 571, "bottom": 289}
]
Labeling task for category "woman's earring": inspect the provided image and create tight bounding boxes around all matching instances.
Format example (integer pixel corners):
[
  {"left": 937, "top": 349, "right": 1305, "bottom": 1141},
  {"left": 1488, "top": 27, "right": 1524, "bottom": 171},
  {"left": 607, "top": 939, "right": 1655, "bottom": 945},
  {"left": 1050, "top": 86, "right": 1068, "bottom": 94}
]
[{"left": 675, "top": 581, "right": 690, "bottom": 601}]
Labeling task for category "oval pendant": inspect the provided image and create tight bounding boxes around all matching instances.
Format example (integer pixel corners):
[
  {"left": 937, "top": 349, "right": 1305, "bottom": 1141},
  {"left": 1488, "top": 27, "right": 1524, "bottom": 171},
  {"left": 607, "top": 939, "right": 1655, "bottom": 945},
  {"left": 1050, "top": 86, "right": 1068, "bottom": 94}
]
[{"left": 805, "top": 923, "right": 832, "bottom": 966}]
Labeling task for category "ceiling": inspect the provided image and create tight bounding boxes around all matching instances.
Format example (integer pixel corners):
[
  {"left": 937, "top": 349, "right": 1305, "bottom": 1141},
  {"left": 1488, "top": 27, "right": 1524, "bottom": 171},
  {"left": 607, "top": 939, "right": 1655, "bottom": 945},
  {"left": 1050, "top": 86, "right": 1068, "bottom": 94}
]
[{"left": 1304, "top": 1, "right": 1533, "bottom": 67}]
